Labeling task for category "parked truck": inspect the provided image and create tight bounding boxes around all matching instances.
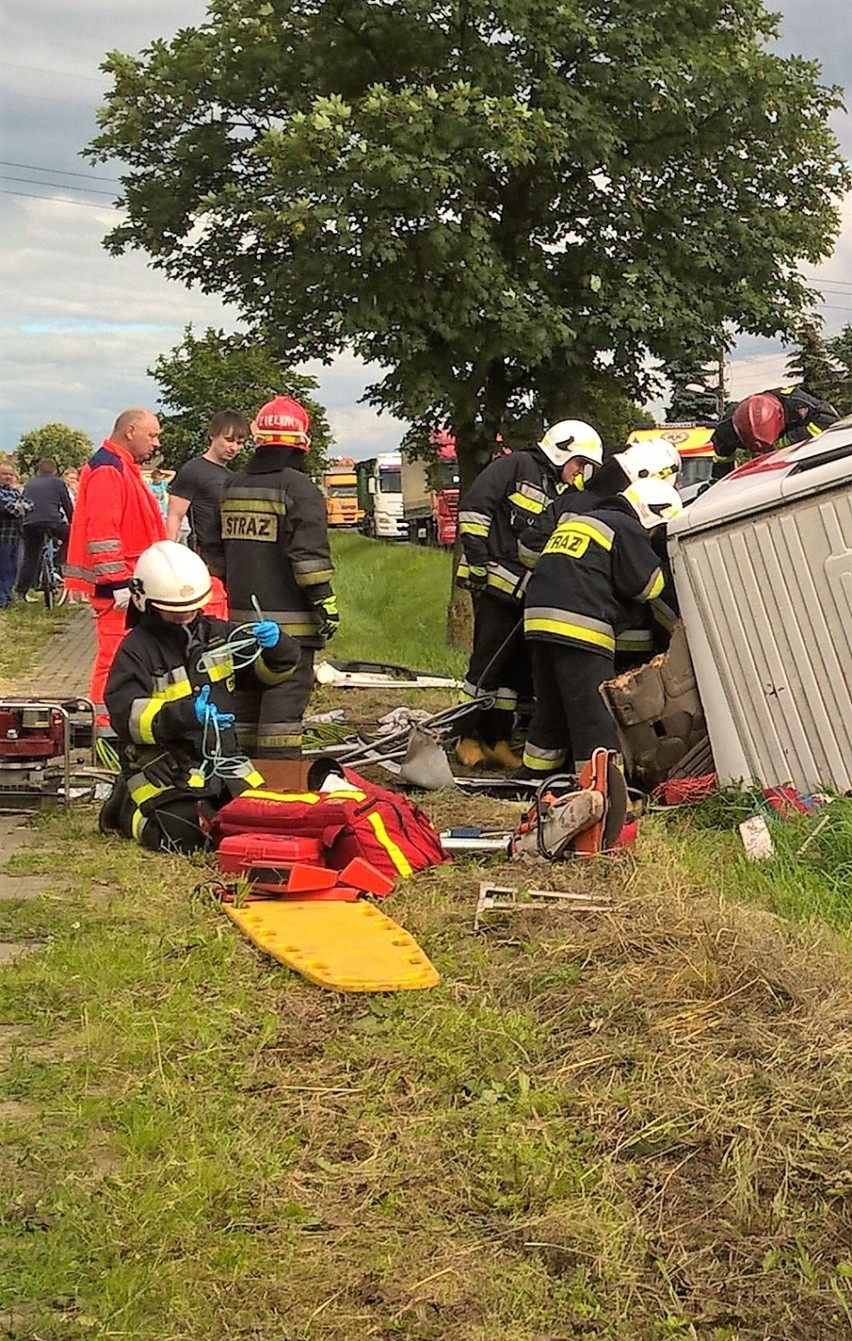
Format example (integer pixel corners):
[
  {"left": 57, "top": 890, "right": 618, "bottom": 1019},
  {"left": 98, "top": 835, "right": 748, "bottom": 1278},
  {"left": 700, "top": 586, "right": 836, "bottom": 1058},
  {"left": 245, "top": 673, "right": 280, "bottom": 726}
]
[
  {"left": 322, "top": 456, "right": 363, "bottom": 528},
  {"left": 401, "top": 435, "right": 460, "bottom": 546},
  {"left": 356, "top": 452, "right": 405, "bottom": 540}
]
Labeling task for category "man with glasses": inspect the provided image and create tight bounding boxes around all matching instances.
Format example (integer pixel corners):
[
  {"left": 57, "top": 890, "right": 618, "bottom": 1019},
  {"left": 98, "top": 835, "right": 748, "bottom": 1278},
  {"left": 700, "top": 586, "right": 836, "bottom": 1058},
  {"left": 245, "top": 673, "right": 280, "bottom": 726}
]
[{"left": 166, "top": 410, "right": 249, "bottom": 619}]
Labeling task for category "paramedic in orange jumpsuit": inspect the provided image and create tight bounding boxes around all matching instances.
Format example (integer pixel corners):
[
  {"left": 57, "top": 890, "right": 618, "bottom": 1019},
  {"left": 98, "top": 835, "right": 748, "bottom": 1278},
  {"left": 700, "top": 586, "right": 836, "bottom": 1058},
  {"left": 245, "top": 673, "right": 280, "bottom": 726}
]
[{"left": 65, "top": 408, "right": 166, "bottom": 724}]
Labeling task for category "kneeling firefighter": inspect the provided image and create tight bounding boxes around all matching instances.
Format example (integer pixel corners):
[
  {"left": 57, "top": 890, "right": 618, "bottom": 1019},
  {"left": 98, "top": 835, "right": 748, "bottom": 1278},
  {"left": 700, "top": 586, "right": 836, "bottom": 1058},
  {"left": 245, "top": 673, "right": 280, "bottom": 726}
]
[
  {"left": 100, "top": 541, "right": 300, "bottom": 852},
  {"left": 455, "top": 419, "right": 604, "bottom": 769},
  {"left": 519, "top": 477, "right": 684, "bottom": 780}
]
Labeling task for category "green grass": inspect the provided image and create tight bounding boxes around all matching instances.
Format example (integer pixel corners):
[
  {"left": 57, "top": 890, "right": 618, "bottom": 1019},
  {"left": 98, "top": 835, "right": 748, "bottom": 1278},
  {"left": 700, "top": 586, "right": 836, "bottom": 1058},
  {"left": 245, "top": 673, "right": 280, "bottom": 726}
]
[
  {"left": 329, "top": 532, "right": 467, "bottom": 676},
  {"left": 2, "top": 544, "right": 852, "bottom": 1340},
  {"left": 660, "top": 789, "right": 852, "bottom": 933}
]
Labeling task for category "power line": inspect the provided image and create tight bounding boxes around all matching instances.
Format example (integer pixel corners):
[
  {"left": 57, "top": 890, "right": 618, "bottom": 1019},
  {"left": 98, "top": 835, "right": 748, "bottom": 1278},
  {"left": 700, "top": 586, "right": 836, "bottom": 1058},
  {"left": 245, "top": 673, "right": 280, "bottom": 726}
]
[
  {"left": 0, "top": 159, "right": 120, "bottom": 184},
  {"left": 0, "top": 173, "right": 116, "bottom": 198},
  {"left": 0, "top": 188, "right": 121, "bottom": 210},
  {"left": 801, "top": 274, "right": 852, "bottom": 290},
  {"left": 0, "top": 60, "right": 106, "bottom": 84}
]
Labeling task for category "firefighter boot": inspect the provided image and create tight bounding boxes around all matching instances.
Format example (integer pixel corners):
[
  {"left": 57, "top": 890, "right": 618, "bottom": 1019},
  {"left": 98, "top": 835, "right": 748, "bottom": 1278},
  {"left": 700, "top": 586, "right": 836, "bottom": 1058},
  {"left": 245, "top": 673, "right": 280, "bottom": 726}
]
[
  {"left": 98, "top": 773, "right": 129, "bottom": 834},
  {"left": 484, "top": 739, "right": 523, "bottom": 770},
  {"left": 455, "top": 737, "right": 488, "bottom": 767}
]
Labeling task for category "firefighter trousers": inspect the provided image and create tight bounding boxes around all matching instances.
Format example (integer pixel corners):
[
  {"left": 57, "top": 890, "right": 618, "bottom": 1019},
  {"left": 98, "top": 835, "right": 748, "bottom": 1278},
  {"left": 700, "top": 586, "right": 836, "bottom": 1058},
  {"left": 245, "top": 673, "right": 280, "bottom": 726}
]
[
  {"left": 459, "top": 591, "right": 529, "bottom": 746},
  {"left": 100, "top": 771, "right": 213, "bottom": 854},
  {"left": 522, "top": 641, "right": 618, "bottom": 776},
  {"left": 233, "top": 646, "right": 315, "bottom": 759}
]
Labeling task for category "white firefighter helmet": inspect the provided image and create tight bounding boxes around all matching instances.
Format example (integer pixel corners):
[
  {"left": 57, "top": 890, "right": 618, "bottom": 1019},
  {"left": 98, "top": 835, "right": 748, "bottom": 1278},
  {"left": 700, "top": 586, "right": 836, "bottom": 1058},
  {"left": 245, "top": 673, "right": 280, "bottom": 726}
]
[
  {"left": 620, "top": 477, "right": 684, "bottom": 530},
  {"left": 538, "top": 419, "right": 604, "bottom": 470},
  {"left": 131, "top": 541, "right": 212, "bottom": 613},
  {"left": 613, "top": 437, "right": 681, "bottom": 483}
]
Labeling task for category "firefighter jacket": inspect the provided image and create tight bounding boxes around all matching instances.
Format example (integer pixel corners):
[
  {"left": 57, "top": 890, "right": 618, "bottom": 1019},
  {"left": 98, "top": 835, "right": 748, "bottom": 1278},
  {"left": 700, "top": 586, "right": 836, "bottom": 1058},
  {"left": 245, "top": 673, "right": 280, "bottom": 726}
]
[
  {"left": 457, "top": 448, "right": 563, "bottom": 602},
  {"left": 221, "top": 448, "right": 334, "bottom": 648},
  {"left": 104, "top": 608, "right": 300, "bottom": 833},
  {"left": 523, "top": 504, "right": 665, "bottom": 659},
  {"left": 711, "top": 386, "right": 838, "bottom": 462},
  {"left": 65, "top": 440, "right": 166, "bottom": 597}
]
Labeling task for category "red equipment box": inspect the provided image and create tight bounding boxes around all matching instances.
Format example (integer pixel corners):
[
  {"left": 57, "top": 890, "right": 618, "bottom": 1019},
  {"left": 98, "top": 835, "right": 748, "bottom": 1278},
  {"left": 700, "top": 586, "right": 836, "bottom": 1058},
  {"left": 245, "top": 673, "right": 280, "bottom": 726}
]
[{"left": 217, "top": 833, "right": 330, "bottom": 896}]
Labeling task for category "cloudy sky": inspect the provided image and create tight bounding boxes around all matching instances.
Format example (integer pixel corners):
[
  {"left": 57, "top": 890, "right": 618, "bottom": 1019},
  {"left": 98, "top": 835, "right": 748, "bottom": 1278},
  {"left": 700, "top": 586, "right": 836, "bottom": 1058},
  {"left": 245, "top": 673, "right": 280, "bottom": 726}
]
[{"left": 2, "top": 1, "right": 851, "bottom": 463}]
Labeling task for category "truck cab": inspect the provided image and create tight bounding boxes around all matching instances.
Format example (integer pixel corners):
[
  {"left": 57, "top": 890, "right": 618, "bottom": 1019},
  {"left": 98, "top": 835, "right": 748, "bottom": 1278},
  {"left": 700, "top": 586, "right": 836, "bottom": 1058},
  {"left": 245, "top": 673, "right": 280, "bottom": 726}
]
[
  {"left": 356, "top": 452, "right": 405, "bottom": 539},
  {"left": 322, "top": 457, "right": 363, "bottom": 528}
]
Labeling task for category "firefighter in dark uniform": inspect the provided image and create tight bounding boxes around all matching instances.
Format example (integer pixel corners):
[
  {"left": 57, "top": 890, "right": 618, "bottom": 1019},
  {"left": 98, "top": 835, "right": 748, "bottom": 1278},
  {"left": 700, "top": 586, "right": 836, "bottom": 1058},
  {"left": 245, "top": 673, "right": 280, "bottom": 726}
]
[
  {"left": 711, "top": 386, "right": 838, "bottom": 478},
  {"left": 99, "top": 541, "right": 300, "bottom": 852},
  {"left": 220, "top": 395, "right": 337, "bottom": 759},
  {"left": 518, "top": 477, "right": 683, "bottom": 780},
  {"left": 455, "top": 420, "right": 604, "bottom": 769},
  {"left": 519, "top": 437, "right": 682, "bottom": 670}
]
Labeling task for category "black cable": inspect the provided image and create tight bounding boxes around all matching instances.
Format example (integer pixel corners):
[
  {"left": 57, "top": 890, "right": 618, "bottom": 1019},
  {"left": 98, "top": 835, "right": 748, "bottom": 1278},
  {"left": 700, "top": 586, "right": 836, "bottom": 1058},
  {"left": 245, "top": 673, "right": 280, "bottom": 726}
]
[
  {"left": 0, "top": 159, "right": 121, "bottom": 183},
  {"left": 0, "top": 173, "right": 116, "bottom": 197}
]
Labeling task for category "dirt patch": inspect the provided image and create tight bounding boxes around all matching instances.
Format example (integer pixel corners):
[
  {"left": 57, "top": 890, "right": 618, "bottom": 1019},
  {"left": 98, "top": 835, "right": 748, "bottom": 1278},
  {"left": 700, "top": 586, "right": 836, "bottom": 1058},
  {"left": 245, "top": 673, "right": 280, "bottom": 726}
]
[
  {"left": 0, "top": 874, "right": 50, "bottom": 901},
  {"left": 0, "top": 1100, "right": 36, "bottom": 1123},
  {"left": 0, "top": 940, "right": 43, "bottom": 966}
]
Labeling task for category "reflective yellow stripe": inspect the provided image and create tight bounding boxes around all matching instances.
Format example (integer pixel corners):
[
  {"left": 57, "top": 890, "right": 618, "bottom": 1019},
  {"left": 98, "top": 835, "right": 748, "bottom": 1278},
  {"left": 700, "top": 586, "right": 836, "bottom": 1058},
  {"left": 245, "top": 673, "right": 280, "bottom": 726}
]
[
  {"left": 131, "top": 809, "right": 147, "bottom": 843},
  {"left": 244, "top": 770, "right": 265, "bottom": 789},
  {"left": 240, "top": 789, "right": 367, "bottom": 803},
  {"left": 137, "top": 698, "right": 166, "bottom": 745},
  {"left": 459, "top": 521, "right": 489, "bottom": 537},
  {"left": 255, "top": 658, "right": 296, "bottom": 687},
  {"left": 365, "top": 812, "right": 412, "bottom": 877},
  {"left": 188, "top": 771, "right": 206, "bottom": 789},
  {"left": 525, "top": 616, "right": 615, "bottom": 651},
  {"left": 129, "top": 780, "right": 166, "bottom": 806},
  {"left": 646, "top": 571, "right": 665, "bottom": 601},
  {"left": 207, "top": 658, "right": 234, "bottom": 683},
  {"left": 508, "top": 490, "right": 545, "bottom": 514},
  {"left": 486, "top": 572, "right": 521, "bottom": 595}
]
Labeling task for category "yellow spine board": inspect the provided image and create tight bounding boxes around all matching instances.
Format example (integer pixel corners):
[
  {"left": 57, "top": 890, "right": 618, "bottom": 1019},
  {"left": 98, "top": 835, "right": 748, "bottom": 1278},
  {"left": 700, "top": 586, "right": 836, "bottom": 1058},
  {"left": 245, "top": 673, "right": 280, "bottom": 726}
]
[{"left": 223, "top": 899, "right": 440, "bottom": 993}]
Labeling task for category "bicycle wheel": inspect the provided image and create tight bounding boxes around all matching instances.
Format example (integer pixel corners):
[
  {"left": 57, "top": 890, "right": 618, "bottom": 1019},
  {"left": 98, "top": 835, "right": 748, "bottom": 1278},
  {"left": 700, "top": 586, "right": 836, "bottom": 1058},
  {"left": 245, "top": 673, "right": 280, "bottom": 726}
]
[{"left": 38, "top": 551, "right": 54, "bottom": 610}]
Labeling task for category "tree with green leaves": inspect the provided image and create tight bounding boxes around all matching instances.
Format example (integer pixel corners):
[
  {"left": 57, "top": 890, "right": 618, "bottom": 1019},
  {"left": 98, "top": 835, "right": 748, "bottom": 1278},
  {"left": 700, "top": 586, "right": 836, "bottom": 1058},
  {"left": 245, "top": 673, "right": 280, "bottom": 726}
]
[
  {"left": 88, "top": 0, "right": 849, "bottom": 491},
  {"left": 149, "top": 326, "right": 333, "bottom": 476},
  {"left": 784, "top": 323, "right": 845, "bottom": 406},
  {"left": 16, "top": 424, "right": 93, "bottom": 479},
  {"left": 662, "top": 359, "right": 725, "bottom": 424}
]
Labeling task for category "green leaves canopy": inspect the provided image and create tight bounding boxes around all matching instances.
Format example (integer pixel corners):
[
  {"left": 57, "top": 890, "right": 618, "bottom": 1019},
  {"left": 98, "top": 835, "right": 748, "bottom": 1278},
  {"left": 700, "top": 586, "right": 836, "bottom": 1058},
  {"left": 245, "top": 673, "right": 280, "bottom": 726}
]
[
  {"left": 149, "top": 326, "right": 333, "bottom": 475},
  {"left": 16, "top": 424, "right": 94, "bottom": 478},
  {"left": 90, "top": 0, "right": 850, "bottom": 469}
]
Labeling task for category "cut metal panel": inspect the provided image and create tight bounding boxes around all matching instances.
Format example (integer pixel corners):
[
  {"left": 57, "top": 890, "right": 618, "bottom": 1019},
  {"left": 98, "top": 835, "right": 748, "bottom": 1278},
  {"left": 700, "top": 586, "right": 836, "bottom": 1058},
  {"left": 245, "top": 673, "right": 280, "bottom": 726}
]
[{"left": 671, "top": 485, "right": 852, "bottom": 792}]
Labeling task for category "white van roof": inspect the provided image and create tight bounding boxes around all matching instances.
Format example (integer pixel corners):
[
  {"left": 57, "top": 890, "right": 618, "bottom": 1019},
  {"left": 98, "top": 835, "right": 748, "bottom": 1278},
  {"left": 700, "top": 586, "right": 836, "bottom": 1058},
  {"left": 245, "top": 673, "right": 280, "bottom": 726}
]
[{"left": 669, "top": 415, "right": 852, "bottom": 536}]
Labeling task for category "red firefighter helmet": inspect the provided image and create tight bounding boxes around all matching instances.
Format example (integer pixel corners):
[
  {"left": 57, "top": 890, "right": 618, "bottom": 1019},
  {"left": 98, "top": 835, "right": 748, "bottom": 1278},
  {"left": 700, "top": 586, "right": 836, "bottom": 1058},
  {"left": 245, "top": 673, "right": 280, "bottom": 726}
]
[
  {"left": 731, "top": 393, "right": 786, "bottom": 456},
  {"left": 253, "top": 395, "right": 311, "bottom": 450}
]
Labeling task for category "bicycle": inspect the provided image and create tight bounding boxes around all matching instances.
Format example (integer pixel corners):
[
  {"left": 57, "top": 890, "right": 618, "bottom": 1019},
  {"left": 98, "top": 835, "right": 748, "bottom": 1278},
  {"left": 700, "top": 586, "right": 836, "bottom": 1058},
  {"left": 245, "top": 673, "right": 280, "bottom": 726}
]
[{"left": 37, "top": 534, "right": 69, "bottom": 611}]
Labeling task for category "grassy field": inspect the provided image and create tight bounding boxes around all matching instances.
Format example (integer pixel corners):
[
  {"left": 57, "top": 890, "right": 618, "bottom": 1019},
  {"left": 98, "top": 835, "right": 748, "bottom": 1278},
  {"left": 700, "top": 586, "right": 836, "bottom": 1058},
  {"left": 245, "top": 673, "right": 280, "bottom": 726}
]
[
  {"left": 327, "top": 532, "right": 467, "bottom": 675},
  {"left": 0, "top": 602, "right": 72, "bottom": 683},
  {"left": 2, "top": 536, "right": 852, "bottom": 1341}
]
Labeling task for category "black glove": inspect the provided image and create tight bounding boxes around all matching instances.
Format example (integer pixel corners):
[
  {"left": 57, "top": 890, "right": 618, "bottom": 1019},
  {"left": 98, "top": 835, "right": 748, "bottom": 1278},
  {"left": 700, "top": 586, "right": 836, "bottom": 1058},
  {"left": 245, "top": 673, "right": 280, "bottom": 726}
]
[
  {"left": 457, "top": 565, "right": 487, "bottom": 594},
  {"left": 316, "top": 595, "right": 340, "bottom": 641}
]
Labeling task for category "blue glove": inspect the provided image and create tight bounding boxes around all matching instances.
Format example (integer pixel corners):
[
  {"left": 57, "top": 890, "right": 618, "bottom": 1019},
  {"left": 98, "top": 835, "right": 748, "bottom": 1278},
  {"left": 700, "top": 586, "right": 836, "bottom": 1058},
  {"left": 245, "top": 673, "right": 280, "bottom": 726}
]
[
  {"left": 194, "top": 684, "right": 236, "bottom": 730},
  {"left": 251, "top": 620, "right": 281, "bottom": 649},
  {"left": 194, "top": 685, "right": 212, "bottom": 726}
]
